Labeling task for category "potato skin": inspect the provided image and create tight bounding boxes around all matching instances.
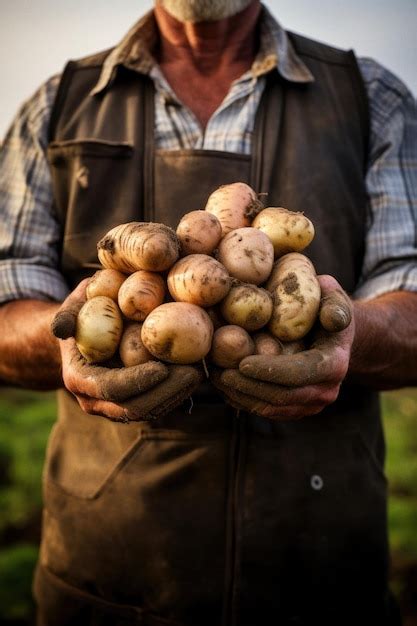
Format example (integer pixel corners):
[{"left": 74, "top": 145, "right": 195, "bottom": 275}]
[
  {"left": 119, "top": 322, "right": 154, "bottom": 367},
  {"left": 205, "top": 182, "right": 262, "bottom": 237},
  {"left": 267, "top": 253, "right": 321, "bottom": 341},
  {"left": 86, "top": 269, "right": 126, "bottom": 301},
  {"left": 253, "top": 332, "right": 283, "bottom": 356},
  {"left": 176, "top": 210, "right": 222, "bottom": 255},
  {"left": 220, "top": 283, "right": 273, "bottom": 332},
  {"left": 75, "top": 296, "right": 123, "bottom": 363},
  {"left": 118, "top": 270, "right": 165, "bottom": 321},
  {"left": 141, "top": 302, "right": 214, "bottom": 364},
  {"left": 167, "top": 254, "right": 231, "bottom": 307},
  {"left": 217, "top": 228, "right": 274, "bottom": 285},
  {"left": 210, "top": 325, "right": 255, "bottom": 369},
  {"left": 97, "top": 222, "right": 180, "bottom": 273},
  {"left": 252, "top": 207, "right": 314, "bottom": 258}
]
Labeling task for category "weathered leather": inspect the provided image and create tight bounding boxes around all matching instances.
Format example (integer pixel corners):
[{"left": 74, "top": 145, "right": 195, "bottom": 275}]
[{"left": 35, "top": 27, "right": 395, "bottom": 626}]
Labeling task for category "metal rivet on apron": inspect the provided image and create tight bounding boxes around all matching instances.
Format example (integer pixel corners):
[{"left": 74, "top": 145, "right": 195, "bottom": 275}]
[
  {"left": 310, "top": 474, "right": 324, "bottom": 491},
  {"left": 76, "top": 165, "right": 89, "bottom": 188}
]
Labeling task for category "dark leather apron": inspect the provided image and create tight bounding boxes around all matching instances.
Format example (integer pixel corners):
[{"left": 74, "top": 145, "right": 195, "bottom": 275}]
[{"left": 34, "top": 32, "right": 396, "bottom": 626}]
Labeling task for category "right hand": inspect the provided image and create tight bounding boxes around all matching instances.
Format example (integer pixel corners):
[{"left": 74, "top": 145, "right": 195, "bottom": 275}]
[{"left": 53, "top": 280, "right": 204, "bottom": 421}]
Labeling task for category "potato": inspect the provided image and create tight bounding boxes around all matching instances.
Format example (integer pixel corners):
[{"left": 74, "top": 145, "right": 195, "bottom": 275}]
[
  {"left": 167, "top": 254, "right": 231, "bottom": 307},
  {"left": 176, "top": 210, "right": 222, "bottom": 255},
  {"left": 86, "top": 269, "right": 126, "bottom": 301},
  {"left": 205, "top": 182, "right": 263, "bottom": 236},
  {"left": 75, "top": 296, "right": 123, "bottom": 363},
  {"left": 141, "top": 302, "right": 213, "bottom": 364},
  {"left": 266, "top": 253, "right": 315, "bottom": 293},
  {"left": 267, "top": 253, "right": 321, "bottom": 341},
  {"left": 97, "top": 222, "right": 180, "bottom": 273},
  {"left": 220, "top": 283, "right": 273, "bottom": 331},
  {"left": 119, "top": 322, "right": 154, "bottom": 367},
  {"left": 118, "top": 270, "right": 165, "bottom": 321},
  {"left": 217, "top": 228, "right": 274, "bottom": 285},
  {"left": 210, "top": 325, "right": 255, "bottom": 369},
  {"left": 253, "top": 332, "right": 283, "bottom": 356},
  {"left": 252, "top": 207, "right": 314, "bottom": 258}
]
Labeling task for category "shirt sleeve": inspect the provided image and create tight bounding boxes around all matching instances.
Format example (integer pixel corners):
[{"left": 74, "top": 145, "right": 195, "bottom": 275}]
[
  {"left": 353, "top": 57, "right": 417, "bottom": 300},
  {"left": 0, "top": 75, "right": 70, "bottom": 304}
]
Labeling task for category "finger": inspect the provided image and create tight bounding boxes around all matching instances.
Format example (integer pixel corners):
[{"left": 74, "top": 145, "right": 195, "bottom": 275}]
[
  {"left": 63, "top": 338, "right": 169, "bottom": 402},
  {"left": 215, "top": 385, "right": 323, "bottom": 421},
  {"left": 51, "top": 278, "right": 90, "bottom": 339},
  {"left": 239, "top": 349, "right": 340, "bottom": 386},
  {"left": 317, "top": 275, "right": 352, "bottom": 333},
  {"left": 220, "top": 368, "right": 298, "bottom": 404},
  {"left": 219, "top": 368, "right": 338, "bottom": 406},
  {"left": 123, "top": 365, "right": 205, "bottom": 420},
  {"left": 77, "top": 395, "right": 130, "bottom": 422}
]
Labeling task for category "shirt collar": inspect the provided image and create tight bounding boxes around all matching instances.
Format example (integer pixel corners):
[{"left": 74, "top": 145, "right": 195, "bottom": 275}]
[{"left": 90, "top": 4, "right": 314, "bottom": 96}]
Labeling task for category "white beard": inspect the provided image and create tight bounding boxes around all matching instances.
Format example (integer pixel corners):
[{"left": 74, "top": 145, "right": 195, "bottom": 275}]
[{"left": 158, "top": 0, "right": 254, "bottom": 22}]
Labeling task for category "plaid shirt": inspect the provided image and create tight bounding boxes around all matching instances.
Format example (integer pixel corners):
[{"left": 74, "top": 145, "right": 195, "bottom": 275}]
[{"left": 0, "top": 7, "right": 416, "bottom": 304}]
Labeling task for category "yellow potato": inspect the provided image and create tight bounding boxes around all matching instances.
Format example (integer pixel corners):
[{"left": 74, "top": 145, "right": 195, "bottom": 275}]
[
  {"left": 220, "top": 283, "right": 273, "bottom": 332},
  {"left": 252, "top": 207, "right": 314, "bottom": 258},
  {"left": 267, "top": 253, "right": 321, "bottom": 341},
  {"left": 75, "top": 296, "right": 123, "bottom": 363}
]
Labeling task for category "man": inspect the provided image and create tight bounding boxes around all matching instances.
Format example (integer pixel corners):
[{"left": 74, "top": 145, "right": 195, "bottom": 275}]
[{"left": 0, "top": 1, "right": 416, "bottom": 624}]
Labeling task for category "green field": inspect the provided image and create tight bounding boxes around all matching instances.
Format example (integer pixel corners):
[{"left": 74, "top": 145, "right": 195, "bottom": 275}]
[{"left": 0, "top": 387, "right": 416, "bottom": 624}]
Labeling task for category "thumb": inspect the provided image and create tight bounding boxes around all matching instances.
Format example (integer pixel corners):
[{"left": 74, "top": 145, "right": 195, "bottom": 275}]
[
  {"left": 51, "top": 278, "right": 90, "bottom": 339},
  {"left": 317, "top": 274, "right": 352, "bottom": 333}
]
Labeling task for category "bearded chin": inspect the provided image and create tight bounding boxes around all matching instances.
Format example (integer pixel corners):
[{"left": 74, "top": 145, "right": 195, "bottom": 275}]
[{"left": 158, "top": 0, "right": 254, "bottom": 22}]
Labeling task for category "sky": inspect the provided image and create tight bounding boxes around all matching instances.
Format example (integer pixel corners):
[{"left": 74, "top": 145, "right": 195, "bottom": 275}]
[{"left": 1, "top": 0, "right": 416, "bottom": 139}]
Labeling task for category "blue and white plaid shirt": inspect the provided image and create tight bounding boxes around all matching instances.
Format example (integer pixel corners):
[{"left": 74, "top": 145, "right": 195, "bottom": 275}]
[{"left": 0, "top": 7, "right": 416, "bottom": 303}]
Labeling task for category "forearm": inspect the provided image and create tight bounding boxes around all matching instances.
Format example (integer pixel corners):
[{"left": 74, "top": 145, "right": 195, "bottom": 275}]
[
  {"left": 349, "top": 291, "right": 417, "bottom": 390},
  {"left": 0, "top": 300, "right": 63, "bottom": 390}
]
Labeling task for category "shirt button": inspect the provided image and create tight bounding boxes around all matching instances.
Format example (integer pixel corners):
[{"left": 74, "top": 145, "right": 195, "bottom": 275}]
[{"left": 310, "top": 474, "right": 324, "bottom": 491}]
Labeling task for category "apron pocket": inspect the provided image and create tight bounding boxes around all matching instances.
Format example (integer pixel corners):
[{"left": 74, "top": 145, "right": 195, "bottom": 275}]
[{"left": 47, "top": 139, "right": 136, "bottom": 270}]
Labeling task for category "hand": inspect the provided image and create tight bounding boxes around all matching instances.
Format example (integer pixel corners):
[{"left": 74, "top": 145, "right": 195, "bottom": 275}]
[
  {"left": 211, "top": 275, "right": 354, "bottom": 420},
  {"left": 53, "top": 280, "right": 204, "bottom": 421}
]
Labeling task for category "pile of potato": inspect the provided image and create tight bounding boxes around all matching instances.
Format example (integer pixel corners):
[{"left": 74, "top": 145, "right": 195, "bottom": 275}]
[{"left": 75, "top": 182, "right": 320, "bottom": 368}]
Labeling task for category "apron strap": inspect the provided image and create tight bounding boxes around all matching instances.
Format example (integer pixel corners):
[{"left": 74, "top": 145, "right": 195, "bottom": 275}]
[
  {"left": 142, "top": 78, "right": 156, "bottom": 222},
  {"left": 250, "top": 73, "right": 283, "bottom": 199}
]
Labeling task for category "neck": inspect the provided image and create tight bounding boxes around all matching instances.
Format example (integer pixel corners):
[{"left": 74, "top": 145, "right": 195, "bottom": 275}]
[{"left": 154, "top": 1, "right": 261, "bottom": 73}]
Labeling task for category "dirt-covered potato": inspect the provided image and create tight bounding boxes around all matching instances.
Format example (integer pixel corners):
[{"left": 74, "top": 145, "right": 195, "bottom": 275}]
[
  {"left": 210, "top": 325, "right": 255, "bottom": 369},
  {"left": 220, "top": 283, "right": 273, "bottom": 332},
  {"left": 97, "top": 222, "right": 180, "bottom": 273},
  {"left": 118, "top": 270, "right": 165, "bottom": 321},
  {"left": 75, "top": 296, "right": 123, "bottom": 363},
  {"left": 141, "top": 302, "right": 213, "bottom": 364},
  {"left": 167, "top": 254, "right": 231, "bottom": 307},
  {"left": 176, "top": 210, "right": 222, "bottom": 255},
  {"left": 205, "top": 182, "right": 263, "bottom": 236},
  {"left": 252, "top": 207, "right": 314, "bottom": 258},
  {"left": 217, "top": 227, "right": 274, "bottom": 285},
  {"left": 86, "top": 269, "right": 126, "bottom": 301},
  {"left": 267, "top": 253, "right": 321, "bottom": 341},
  {"left": 119, "top": 322, "right": 155, "bottom": 367}
]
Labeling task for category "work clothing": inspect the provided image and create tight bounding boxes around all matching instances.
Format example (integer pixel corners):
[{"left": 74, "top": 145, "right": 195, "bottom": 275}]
[{"left": 32, "top": 28, "right": 398, "bottom": 626}]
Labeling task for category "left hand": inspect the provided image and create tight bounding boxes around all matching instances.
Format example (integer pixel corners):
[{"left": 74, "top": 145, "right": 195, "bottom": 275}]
[{"left": 211, "top": 275, "right": 354, "bottom": 419}]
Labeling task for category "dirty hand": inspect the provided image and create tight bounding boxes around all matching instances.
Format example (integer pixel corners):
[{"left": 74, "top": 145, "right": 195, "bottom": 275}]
[
  {"left": 52, "top": 280, "right": 204, "bottom": 421},
  {"left": 212, "top": 275, "right": 354, "bottom": 419}
]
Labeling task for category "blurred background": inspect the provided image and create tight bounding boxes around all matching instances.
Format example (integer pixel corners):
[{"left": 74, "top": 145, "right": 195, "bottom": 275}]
[{"left": 1, "top": 0, "right": 416, "bottom": 624}]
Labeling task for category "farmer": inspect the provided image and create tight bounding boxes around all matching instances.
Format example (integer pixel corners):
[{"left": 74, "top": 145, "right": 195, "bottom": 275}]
[{"left": 0, "top": 1, "right": 416, "bottom": 624}]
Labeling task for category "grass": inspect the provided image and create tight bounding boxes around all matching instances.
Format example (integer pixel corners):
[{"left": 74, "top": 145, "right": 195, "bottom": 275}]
[{"left": 0, "top": 386, "right": 416, "bottom": 623}]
